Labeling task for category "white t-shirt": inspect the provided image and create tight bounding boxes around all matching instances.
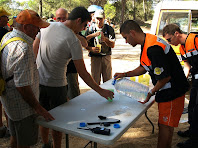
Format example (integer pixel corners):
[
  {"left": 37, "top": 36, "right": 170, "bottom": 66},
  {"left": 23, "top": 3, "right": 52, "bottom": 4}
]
[{"left": 36, "top": 22, "right": 83, "bottom": 87}]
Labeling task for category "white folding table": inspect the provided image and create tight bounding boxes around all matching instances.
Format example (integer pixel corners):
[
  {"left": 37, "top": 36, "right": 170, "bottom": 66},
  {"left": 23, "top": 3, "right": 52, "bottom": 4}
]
[{"left": 37, "top": 79, "right": 155, "bottom": 148}]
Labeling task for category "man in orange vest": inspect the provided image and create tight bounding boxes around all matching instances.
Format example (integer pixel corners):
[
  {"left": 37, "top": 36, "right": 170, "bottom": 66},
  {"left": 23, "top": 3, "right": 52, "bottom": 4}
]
[
  {"left": 114, "top": 20, "right": 189, "bottom": 148},
  {"left": 163, "top": 24, "right": 198, "bottom": 148}
]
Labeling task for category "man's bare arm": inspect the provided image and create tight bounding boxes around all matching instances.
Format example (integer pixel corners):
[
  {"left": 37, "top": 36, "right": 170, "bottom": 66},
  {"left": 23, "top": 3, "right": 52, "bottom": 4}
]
[
  {"left": 114, "top": 66, "right": 147, "bottom": 79},
  {"left": 73, "top": 59, "right": 114, "bottom": 100},
  {"left": 33, "top": 37, "right": 40, "bottom": 57},
  {"left": 16, "top": 86, "right": 54, "bottom": 121}
]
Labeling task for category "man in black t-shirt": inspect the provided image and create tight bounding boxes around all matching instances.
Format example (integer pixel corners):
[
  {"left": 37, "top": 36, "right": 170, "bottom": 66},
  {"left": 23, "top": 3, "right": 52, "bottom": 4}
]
[
  {"left": 85, "top": 9, "right": 115, "bottom": 84},
  {"left": 163, "top": 24, "right": 198, "bottom": 148},
  {"left": 114, "top": 20, "right": 189, "bottom": 148}
]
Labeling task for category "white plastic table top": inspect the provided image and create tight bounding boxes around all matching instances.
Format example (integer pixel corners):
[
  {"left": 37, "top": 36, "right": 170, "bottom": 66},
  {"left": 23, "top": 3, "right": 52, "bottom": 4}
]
[{"left": 36, "top": 79, "right": 155, "bottom": 145}]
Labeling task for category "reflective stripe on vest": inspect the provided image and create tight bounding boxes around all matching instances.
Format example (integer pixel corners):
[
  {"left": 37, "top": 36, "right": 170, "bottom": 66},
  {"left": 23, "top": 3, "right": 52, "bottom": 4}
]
[{"left": 179, "top": 33, "right": 198, "bottom": 58}]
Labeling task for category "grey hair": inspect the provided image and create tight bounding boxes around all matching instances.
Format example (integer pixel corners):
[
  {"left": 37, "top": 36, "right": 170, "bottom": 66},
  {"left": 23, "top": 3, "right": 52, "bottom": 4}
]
[{"left": 14, "top": 22, "right": 24, "bottom": 30}]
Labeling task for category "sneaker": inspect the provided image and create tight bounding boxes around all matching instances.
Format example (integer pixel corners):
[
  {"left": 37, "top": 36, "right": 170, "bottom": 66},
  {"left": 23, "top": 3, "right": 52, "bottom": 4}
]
[
  {"left": 177, "top": 130, "right": 191, "bottom": 137},
  {"left": 177, "top": 139, "right": 198, "bottom": 148},
  {"left": 0, "top": 126, "right": 6, "bottom": 138},
  {"left": 182, "top": 107, "right": 188, "bottom": 114},
  {"left": 4, "top": 128, "right": 10, "bottom": 138},
  {"left": 42, "top": 141, "right": 52, "bottom": 148}
]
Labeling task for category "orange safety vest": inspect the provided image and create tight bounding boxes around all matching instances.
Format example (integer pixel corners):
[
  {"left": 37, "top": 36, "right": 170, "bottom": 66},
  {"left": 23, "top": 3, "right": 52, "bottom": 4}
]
[
  {"left": 140, "top": 33, "right": 171, "bottom": 71},
  {"left": 140, "top": 33, "right": 172, "bottom": 91},
  {"left": 179, "top": 33, "right": 198, "bottom": 59}
]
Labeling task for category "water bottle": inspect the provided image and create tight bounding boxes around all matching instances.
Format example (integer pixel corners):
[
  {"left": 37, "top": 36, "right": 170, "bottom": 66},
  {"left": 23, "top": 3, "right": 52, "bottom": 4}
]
[{"left": 112, "top": 78, "right": 149, "bottom": 102}]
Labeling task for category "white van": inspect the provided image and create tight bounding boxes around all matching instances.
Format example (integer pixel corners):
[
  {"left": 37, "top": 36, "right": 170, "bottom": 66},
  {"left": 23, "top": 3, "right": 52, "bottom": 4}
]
[{"left": 150, "top": 1, "right": 198, "bottom": 64}]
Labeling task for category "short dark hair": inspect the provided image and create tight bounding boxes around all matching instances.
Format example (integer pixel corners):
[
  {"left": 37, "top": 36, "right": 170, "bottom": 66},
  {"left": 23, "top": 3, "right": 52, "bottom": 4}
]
[
  {"left": 162, "top": 24, "right": 182, "bottom": 37},
  {"left": 68, "top": 7, "right": 91, "bottom": 23},
  {"left": 120, "top": 20, "right": 143, "bottom": 34}
]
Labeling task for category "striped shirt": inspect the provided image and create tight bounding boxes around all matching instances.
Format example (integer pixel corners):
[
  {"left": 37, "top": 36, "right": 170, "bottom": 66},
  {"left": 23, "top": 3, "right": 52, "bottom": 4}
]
[{"left": 0, "top": 29, "right": 39, "bottom": 121}]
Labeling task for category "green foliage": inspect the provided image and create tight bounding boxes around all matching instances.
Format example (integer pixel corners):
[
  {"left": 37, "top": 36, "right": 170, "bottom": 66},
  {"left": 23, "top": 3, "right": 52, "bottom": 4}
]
[
  {"left": 28, "top": 0, "right": 39, "bottom": 11},
  {"left": 104, "top": 1, "right": 116, "bottom": 20},
  {"left": 2, "top": 0, "right": 156, "bottom": 26},
  {"left": 110, "top": 0, "right": 121, "bottom": 24},
  {"left": 0, "top": 0, "right": 21, "bottom": 18},
  {"left": 125, "top": 0, "right": 153, "bottom": 20},
  {"left": 0, "top": 0, "right": 10, "bottom": 4}
]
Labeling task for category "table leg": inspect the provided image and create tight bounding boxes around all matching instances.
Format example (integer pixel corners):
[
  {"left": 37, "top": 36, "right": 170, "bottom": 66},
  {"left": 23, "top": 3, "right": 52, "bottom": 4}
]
[
  {"left": 94, "top": 142, "right": 97, "bottom": 148},
  {"left": 65, "top": 134, "right": 69, "bottom": 148},
  {"left": 145, "top": 111, "right": 154, "bottom": 134},
  {"left": 83, "top": 141, "right": 92, "bottom": 148}
]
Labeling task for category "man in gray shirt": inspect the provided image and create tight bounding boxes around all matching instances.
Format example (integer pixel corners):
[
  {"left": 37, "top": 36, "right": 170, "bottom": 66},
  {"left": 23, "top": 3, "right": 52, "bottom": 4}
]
[{"left": 35, "top": 7, "right": 114, "bottom": 148}]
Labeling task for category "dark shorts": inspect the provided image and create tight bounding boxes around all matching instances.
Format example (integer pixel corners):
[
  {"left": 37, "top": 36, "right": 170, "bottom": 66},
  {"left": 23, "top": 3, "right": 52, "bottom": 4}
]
[
  {"left": 9, "top": 114, "right": 38, "bottom": 146},
  {"left": 39, "top": 85, "right": 68, "bottom": 111}
]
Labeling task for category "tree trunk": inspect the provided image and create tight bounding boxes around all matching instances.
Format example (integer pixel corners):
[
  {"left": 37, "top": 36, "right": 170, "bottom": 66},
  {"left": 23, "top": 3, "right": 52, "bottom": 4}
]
[
  {"left": 39, "top": 0, "right": 42, "bottom": 17},
  {"left": 143, "top": 0, "right": 147, "bottom": 21},
  {"left": 133, "top": 0, "right": 136, "bottom": 20},
  {"left": 120, "top": 0, "right": 126, "bottom": 26}
]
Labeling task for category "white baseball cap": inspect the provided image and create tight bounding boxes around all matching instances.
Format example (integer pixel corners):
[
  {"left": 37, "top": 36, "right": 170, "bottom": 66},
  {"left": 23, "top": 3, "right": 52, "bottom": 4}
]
[{"left": 94, "top": 9, "right": 104, "bottom": 18}]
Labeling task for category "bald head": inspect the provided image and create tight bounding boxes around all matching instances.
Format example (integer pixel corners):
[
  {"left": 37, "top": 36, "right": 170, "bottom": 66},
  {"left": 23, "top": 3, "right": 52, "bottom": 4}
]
[{"left": 55, "top": 8, "right": 68, "bottom": 22}]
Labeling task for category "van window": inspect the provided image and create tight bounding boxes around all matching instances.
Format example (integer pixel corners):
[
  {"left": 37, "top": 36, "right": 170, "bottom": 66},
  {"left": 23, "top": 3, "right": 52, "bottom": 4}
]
[
  {"left": 191, "top": 10, "right": 198, "bottom": 32},
  {"left": 157, "top": 10, "right": 190, "bottom": 36}
]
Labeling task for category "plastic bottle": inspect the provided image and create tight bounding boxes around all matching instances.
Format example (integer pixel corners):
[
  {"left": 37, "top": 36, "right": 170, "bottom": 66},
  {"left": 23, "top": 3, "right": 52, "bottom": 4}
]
[{"left": 112, "top": 78, "right": 149, "bottom": 102}]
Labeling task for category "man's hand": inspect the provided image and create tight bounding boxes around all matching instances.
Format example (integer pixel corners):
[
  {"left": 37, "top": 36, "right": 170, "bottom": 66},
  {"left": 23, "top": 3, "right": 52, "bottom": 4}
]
[
  {"left": 98, "top": 89, "right": 114, "bottom": 101},
  {"left": 91, "top": 47, "right": 100, "bottom": 53},
  {"left": 139, "top": 90, "right": 153, "bottom": 104},
  {"left": 35, "top": 105, "right": 55, "bottom": 122},
  {"left": 114, "top": 72, "right": 125, "bottom": 80},
  {"left": 94, "top": 31, "right": 101, "bottom": 37}
]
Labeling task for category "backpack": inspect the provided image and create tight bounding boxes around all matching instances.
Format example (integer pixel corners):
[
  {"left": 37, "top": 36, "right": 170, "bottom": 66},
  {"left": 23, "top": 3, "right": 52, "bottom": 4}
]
[{"left": 0, "top": 35, "right": 27, "bottom": 96}]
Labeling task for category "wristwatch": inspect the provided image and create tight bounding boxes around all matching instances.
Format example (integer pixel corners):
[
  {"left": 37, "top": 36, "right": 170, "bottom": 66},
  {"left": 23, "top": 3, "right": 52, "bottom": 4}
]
[{"left": 148, "top": 89, "right": 155, "bottom": 96}]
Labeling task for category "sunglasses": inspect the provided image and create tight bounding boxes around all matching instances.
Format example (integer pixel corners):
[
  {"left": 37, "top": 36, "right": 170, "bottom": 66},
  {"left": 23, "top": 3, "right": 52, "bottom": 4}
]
[
  {"left": 166, "top": 37, "right": 172, "bottom": 42},
  {"left": 166, "top": 35, "right": 174, "bottom": 43},
  {"left": 166, "top": 32, "right": 176, "bottom": 43}
]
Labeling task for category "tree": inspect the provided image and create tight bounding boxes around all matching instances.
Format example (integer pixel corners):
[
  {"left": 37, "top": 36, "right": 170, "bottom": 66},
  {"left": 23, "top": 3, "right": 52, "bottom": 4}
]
[
  {"left": 39, "top": 0, "right": 42, "bottom": 17},
  {"left": 88, "top": 0, "right": 107, "bottom": 6},
  {"left": 120, "top": 0, "right": 126, "bottom": 26},
  {"left": 104, "top": 1, "right": 116, "bottom": 22},
  {"left": 3, "top": 0, "right": 157, "bottom": 27}
]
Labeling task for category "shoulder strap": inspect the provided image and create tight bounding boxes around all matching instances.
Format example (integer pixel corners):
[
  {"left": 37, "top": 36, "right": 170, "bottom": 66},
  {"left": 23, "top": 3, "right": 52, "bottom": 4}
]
[
  {"left": 0, "top": 36, "right": 27, "bottom": 83},
  {"left": 0, "top": 37, "right": 27, "bottom": 52},
  {"left": 105, "top": 24, "right": 110, "bottom": 37}
]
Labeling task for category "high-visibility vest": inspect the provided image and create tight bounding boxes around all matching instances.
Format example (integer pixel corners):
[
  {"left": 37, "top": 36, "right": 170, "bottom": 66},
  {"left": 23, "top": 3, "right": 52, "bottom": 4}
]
[
  {"left": 179, "top": 33, "right": 198, "bottom": 59},
  {"left": 140, "top": 33, "right": 171, "bottom": 91}
]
